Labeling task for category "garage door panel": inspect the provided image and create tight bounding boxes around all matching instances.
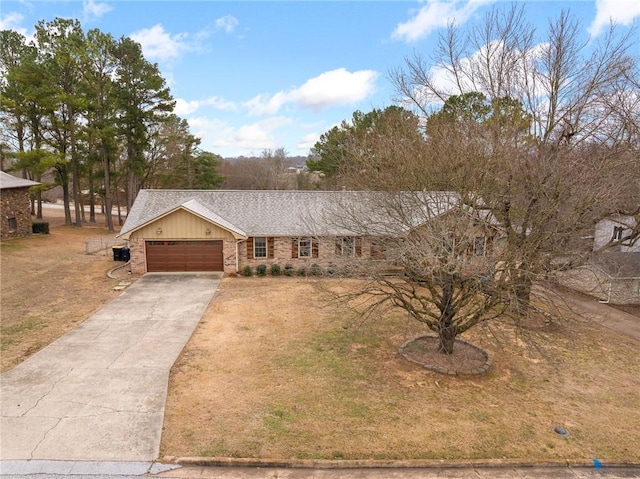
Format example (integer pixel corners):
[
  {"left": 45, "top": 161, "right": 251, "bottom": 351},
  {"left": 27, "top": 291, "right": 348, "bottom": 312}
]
[{"left": 146, "top": 240, "right": 223, "bottom": 272}]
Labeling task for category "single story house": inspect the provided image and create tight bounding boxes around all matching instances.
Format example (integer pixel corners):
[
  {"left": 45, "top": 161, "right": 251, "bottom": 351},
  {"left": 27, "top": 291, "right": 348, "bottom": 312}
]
[
  {"left": 0, "top": 170, "right": 40, "bottom": 240},
  {"left": 118, "top": 189, "right": 496, "bottom": 275}
]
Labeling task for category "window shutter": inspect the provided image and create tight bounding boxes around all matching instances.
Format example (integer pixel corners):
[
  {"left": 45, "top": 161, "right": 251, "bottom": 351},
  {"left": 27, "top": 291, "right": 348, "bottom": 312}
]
[
  {"left": 268, "top": 237, "right": 275, "bottom": 259},
  {"left": 312, "top": 239, "right": 319, "bottom": 258},
  {"left": 247, "top": 237, "right": 254, "bottom": 259},
  {"left": 486, "top": 235, "right": 493, "bottom": 254},
  {"left": 355, "top": 237, "right": 362, "bottom": 257},
  {"left": 291, "top": 238, "right": 298, "bottom": 258},
  {"left": 335, "top": 238, "right": 341, "bottom": 255}
]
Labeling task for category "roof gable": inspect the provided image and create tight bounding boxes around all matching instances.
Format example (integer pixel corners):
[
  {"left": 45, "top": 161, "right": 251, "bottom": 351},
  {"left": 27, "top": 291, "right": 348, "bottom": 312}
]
[{"left": 118, "top": 197, "right": 247, "bottom": 239}]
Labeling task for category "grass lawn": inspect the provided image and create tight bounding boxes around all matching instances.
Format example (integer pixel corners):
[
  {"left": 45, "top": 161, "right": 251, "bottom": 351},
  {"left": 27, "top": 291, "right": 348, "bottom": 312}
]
[
  {"left": 0, "top": 215, "right": 122, "bottom": 372},
  {"left": 161, "top": 277, "right": 640, "bottom": 462}
]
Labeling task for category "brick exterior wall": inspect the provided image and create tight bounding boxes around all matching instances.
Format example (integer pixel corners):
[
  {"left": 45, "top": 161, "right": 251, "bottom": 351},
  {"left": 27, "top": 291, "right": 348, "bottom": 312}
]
[
  {"left": 128, "top": 237, "right": 146, "bottom": 275},
  {"left": 238, "top": 237, "right": 376, "bottom": 271},
  {"left": 0, "top": 187, "right": 33, "bottom": 240},
  {"left": 127, "top": 234, "right": 381, "bottom": 275}
]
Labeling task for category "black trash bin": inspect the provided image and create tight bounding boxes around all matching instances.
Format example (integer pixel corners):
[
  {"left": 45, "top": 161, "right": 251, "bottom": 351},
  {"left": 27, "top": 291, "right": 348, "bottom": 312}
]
[
  {"left": 112, "top": 245, "right": 124, "bottom": 261},
  {"left": 122, "top": 247, "right": 130, "bottom": 262}
]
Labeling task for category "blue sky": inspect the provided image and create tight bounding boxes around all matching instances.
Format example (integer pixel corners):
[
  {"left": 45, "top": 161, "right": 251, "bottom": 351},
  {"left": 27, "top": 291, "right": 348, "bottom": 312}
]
[{"left": 1, "top": 0, "right": 639, "bottom": 158}]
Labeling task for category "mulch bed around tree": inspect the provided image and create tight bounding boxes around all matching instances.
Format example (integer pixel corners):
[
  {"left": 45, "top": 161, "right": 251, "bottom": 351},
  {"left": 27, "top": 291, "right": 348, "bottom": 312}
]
[{"left": 398, "top": 335, "right": 491, "bottom": 375}]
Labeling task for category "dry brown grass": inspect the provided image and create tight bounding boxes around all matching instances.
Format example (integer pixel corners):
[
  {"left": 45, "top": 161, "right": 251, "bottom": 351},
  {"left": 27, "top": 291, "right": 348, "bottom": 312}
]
[
  {"left": 0, "top": 210, "right": 125, "bottom": 372},
  {"left": 161, "top": 277, "right": 640, "bottom": 462}
]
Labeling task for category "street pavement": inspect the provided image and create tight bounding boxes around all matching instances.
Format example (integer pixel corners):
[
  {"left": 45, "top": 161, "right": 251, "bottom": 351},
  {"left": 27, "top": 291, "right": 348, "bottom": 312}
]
[{"left": 0, "top": 274, "right": 221, "bottom": 461}]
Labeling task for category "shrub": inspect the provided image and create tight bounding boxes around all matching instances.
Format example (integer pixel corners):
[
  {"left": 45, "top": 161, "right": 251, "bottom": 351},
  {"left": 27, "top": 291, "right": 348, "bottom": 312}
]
[
  {"left": 297, "top": 266, "right": 307, "bottom": 276},
  {"left": 270, "top": 264, "right": 281, "bottom": 276},
  {"left": 283, "top": 264, "right": 294, "bottom": 277},
  {"left": 326, "top": 263, "right": 337, "bottom": 276},
  {"left": 256, "top": 264, "right": 267, "bottom": 276},
  {"left": 241, "top": 265, "right": 253, "bottom": 277},
  {"left": 309, "top": 263, "right": 322, "bottom": 276}
]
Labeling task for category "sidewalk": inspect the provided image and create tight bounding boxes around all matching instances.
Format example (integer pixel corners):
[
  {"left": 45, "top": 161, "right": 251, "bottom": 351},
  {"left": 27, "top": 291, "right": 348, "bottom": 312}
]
[{"left": 160, "top": 463, "right": 640, "bottom": 478}]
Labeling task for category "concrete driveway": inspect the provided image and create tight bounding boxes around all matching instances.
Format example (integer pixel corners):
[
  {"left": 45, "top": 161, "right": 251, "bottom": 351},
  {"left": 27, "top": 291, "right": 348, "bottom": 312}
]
[{"left": 0, "top": 273, "right": 221, "bottom": 461}]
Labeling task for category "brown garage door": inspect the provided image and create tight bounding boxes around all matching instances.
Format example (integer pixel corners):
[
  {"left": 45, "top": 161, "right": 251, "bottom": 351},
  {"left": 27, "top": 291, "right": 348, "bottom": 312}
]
[{"left": 146, "top": 240, "right": 224, "bottom": 272}]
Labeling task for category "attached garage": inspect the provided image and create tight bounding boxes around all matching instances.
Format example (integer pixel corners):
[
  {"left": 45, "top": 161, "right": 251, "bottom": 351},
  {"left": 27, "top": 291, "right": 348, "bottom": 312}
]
[
  {"left": 146, "top": 240, "right": 224, "bottom": 272},
  {"left": 117, "top": 199, "right": 248, "bottom": 274}
]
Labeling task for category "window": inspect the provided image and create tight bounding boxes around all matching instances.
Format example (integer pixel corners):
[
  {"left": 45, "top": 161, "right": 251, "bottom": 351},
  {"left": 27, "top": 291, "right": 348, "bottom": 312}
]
[
  {"left": 336, "top": 237, "right": 355, "bottom": 256},
  {"left": 299, "top": 237, "right": 312, "bottom": 258},
  {"left": 254, "top": 237, "right": 267, "bottom": 258},
  {"left": 473, "top": 236, "right": 486, "bottom": 256},
  {"left": 335, "top": 237, "right": 363, "bottom": 257},
  {"left": 7, "top": 217, "right": 17, "bottom": 231},
  {"left": 613, "top": 226, "right": 625, "bottom": 241}
]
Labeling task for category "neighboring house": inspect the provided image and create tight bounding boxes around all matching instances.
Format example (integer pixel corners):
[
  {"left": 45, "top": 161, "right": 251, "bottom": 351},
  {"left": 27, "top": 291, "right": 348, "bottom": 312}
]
[
  {"left": 0, "top": 171, "right": 40, "bottom": 240},
  {"left": 593, "top": 214, "right": 639, "bottom": 253},
  {"left": 118, "top": 189, "right": 495, "bottom": 275},
  {"left": 557, "top": 215, "right": 640, "bottom": 304}
]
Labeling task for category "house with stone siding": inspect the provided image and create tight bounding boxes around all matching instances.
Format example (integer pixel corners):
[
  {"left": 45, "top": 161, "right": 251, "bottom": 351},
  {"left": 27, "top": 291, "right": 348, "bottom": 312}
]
[
  {"left": 0, "top": 171, "right": 39, "bottom": 240},
  {"left": 117, "top": 189, "right": 482, "bottom": 275}
]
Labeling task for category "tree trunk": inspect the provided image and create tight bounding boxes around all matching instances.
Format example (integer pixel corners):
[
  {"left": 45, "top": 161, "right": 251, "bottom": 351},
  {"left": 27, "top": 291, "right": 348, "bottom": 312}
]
[
  {"left": 437, "top": 277, "right": 458, "bottom": 354},
  {"left": 89, "top": 173, "right": 96, "bottom": 223},
  {"left": 36, "top": 191, "right": 43, "bottom": 219},
  {"left": 513, "top": 277, "right": 532, "bottom": 316},
  {"left": 71, "top": 123, "right": 82, "bottom": 227},
  {"left": 102, "top": 144, "right": 114, "bottom": 232},
  {"left": 438, "top": 325, "right": 457, "bottom": 355}
]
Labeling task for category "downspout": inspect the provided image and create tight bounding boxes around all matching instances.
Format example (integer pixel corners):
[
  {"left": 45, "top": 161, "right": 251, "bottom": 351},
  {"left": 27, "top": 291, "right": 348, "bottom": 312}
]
[{"left": 599, "top": 280, "right": 612, "bottom": 304}]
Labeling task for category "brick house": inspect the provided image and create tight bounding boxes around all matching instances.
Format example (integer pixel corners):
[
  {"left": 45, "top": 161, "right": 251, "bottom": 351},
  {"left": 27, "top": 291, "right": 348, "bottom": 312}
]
[
  {"left": 0, "top": 171, "right": 40, "bottom": 240},
  {"left": 118, "top": 189, "right": 491, "bottom": 275}
]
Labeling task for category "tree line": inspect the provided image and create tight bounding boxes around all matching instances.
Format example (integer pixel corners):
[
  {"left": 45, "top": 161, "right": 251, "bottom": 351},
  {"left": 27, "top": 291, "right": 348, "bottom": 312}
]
[{"left": 1, "top": 18, "right": 224, "bottom": 231}]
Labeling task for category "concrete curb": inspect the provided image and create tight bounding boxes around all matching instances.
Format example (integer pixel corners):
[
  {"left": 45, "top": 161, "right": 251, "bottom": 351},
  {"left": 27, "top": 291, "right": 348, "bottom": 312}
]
[{"left": 167, "top": 456, "right": 640, "bottom": 470}]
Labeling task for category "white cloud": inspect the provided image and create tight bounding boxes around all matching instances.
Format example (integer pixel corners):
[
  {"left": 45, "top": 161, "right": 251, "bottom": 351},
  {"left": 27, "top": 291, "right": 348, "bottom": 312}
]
[
  {"left": 0, "top": 12, "right": 35, "bottom": 44},
  {"left": 0, "top": 12, "right": 24, "bottom": 31},
  {"left": 175, "top": 97, "right": 237, "bottom": 116},
  {"left": 292, "top": 69, "right": 378, "bottom": 110},
  {"left": 588, "top": 0, "right": 640, "bottom": 37},
  {"left": 82, "top": 0, "right": 112, "bottom": 21},
  {"left": 130, "top": 24, "right": 191, "bottom": 62},
  {"left": 392, "top": 0, "right": 494, "bottom": 43},
  {"left": 215, "top": 15, "right": 238, "bottom": 34},
  {"left": 188, "top": 116, "right": 293, "bottom": 154},
  {"left": 296, "top": 132, "right": 321, "bottom": 152},
  {"left": 244, "top": 68, "right": 379, "bottom": 116}
]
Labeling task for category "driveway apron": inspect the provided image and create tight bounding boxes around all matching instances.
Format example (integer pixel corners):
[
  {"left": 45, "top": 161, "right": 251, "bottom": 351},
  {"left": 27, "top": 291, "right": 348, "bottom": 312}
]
[{"left": 0, "top": 273, "right": 220, "bottom": 461}]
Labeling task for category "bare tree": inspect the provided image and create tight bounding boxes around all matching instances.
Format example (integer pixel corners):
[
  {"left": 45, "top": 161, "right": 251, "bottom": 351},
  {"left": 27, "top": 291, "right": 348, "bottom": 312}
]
[
  {"left": 389, "top": 5, "right": 639, "bottom": 313},
  {"left": 319, "top": 190, "right": 512, "bottom": 354}
]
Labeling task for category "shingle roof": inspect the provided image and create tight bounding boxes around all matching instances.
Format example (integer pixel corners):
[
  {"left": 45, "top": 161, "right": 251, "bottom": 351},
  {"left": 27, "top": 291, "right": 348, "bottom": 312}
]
[
  {"left": 0, "top": 171, "right": 40, "bottom": 189},
  {"left": 118, "top": 189, "right": 459, "bottom": 238}
]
